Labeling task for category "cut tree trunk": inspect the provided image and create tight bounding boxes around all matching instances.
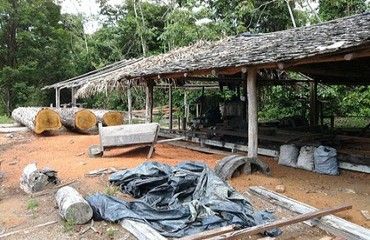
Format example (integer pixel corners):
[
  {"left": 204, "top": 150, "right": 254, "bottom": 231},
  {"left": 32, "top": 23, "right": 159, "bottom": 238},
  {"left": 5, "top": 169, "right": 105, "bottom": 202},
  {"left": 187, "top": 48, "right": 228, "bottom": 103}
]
[
  {"left": 20, "top": 163, "right": 49, "bottom": 193},
  {"left": 53, "top": 108, "right": 97, "bottom": 131},
  {"left": 90, "top": 109, "right": 124, "bottom": 126},
  {"left": 55, "top": 186, "right": 93, "bottom": 224},
  {"left": 11, "top": 107, "right": 62, "bottom": 134}
]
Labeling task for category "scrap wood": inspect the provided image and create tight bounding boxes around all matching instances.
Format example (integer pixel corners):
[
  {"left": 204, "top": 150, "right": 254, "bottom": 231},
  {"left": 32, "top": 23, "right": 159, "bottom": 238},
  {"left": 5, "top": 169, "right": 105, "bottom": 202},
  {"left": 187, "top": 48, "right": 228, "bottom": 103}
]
[
  {"left": 120, "top": 219, "right": 167, "bottom": 240},
  {"left": 249, "top": 186, "right": 370, "bottom": 240},
  {"left": 0, "top": 220, "right": 57, "bottom": 238},
  {"left": 208, "top": 205, "right": 351, "bottom": 240},
  {"left": 85, "top": 168, "right": 115, "bottom": 177},
  {"left": 360, "top": 210, "right": 370, "bottom": 221},
  {"left": 79, "top": 219, "right": 95, "bottom": 235},
  {"left": 177, "top": 225, "right": 236, "bottom": 240}
]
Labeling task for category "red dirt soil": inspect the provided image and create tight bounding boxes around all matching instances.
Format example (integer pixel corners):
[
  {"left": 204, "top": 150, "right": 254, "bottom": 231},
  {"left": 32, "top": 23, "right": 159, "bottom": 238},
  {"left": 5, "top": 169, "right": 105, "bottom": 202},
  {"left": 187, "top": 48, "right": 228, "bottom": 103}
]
[{"left": 0, "top": 130, "right": 369, "bottom": 238}]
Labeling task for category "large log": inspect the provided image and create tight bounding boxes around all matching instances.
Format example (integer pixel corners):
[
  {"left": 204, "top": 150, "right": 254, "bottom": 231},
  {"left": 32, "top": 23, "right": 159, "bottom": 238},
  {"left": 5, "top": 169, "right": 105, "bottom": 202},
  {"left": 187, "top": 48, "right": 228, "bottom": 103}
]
[
  {"left": 53, "top": 108, "right": 97, "bottom": 131},
  {"left": 55, "top": 186, "right": 93, "bottom": 224},
  {"left": 90, "top": 109, "right": 124, "bottom": 126},
  {"left": 11, "top": 107, "right": 62, "bottom": 134}
]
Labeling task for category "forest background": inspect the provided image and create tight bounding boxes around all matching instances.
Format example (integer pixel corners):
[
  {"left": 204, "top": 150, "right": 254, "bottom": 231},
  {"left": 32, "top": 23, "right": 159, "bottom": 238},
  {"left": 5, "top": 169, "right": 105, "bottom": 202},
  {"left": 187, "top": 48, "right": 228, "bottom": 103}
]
[{"left": 1, "top": 0, "right": 369, "bottom": 125}]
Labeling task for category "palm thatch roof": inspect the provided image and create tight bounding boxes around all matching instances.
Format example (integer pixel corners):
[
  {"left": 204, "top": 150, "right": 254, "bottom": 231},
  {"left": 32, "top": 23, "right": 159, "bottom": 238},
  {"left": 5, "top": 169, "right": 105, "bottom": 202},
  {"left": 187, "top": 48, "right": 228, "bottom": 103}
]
[{"left": 43, "top": 12, "right": 370, "bottom": 98}]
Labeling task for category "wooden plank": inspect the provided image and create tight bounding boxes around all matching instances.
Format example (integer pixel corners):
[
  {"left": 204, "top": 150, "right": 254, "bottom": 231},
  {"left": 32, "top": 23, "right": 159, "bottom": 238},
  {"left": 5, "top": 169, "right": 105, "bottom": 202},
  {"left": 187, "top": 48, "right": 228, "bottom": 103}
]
[
  {"left": 157, "top": 137, "right": 185, "bottom": 144},
  {"left": 120, "top": 219, "right": 167, "bottom": 240},
  {"left": 247, "top": 68, "right": 258, "bottom": 158},
  {"left": 210, "top": 205, "right": 352, "bottom": 240},
  {"left": 0, "top": 221, "right": 58, "bottom": 238},
  {"left": 338, "top": 162, "right": 370, "bottom": 173},
  {"left": 178, "top": 225, "right": 235, "bottom": 240},
  {"left": 249, "top": 186, "right": 370, "bottom": 240}
]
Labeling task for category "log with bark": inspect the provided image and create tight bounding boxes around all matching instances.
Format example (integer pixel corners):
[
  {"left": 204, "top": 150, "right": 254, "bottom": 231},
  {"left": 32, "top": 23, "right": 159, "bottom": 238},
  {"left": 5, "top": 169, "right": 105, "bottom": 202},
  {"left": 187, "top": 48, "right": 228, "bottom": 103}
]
[
  {"left": 53, "top": 108, "right": 97, "bottom": 131},
  {"left": 55, "top": 186, "right": 93, "bottom": 224},
  {"left": 11, "top": 107, "right": 62, "bottom": 134},
  {"left": 90, "top": 109, "right": 124, "bottom": 126}
]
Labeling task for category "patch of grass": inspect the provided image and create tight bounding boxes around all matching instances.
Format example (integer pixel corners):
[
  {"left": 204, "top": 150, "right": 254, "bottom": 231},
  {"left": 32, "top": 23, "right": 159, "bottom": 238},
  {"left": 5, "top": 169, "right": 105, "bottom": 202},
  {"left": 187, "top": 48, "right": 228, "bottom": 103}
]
[
  {"left": 27, "top": 197, "right": 39, "bottom": 217},
  {"left": 0, "top": 115, "right": 13, "bottom": 124},
  {"left": 106, "top": 226, "right": 118, "bottom": 239},
  {"left": 62, "top": 219, "right": 77, "bottom": 232},
  {"left": 104, "top": 184, "right": 120, "bottom": 197}
]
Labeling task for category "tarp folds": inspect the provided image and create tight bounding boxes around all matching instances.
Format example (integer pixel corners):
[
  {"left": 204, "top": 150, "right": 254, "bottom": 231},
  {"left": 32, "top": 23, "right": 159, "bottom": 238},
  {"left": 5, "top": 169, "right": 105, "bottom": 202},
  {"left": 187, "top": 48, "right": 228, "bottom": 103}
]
[{"left": 87, "top": 161, "right": 281, "bottom": 238}]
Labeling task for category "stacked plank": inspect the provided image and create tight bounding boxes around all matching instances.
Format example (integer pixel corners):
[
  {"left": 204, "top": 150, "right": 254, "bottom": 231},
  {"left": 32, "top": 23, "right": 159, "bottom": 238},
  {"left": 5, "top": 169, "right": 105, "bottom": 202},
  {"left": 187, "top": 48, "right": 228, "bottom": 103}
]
[{"left": 12, "top": 107, "right": 62, "bottom": 134}]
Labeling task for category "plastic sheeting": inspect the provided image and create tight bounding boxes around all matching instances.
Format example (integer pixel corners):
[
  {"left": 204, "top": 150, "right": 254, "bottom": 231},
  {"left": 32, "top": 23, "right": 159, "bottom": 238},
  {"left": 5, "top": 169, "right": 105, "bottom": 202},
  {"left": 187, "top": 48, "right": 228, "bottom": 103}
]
[{"left": 87, "top": 161, "right": 281, "bottom": 238}]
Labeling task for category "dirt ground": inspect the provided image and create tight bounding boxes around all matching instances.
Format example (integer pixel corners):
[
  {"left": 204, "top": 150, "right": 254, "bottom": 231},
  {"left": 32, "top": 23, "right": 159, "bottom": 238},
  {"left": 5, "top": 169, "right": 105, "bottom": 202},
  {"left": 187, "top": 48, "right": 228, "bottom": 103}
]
[{"left": 0, "top": 130, "right": 369, "bottom": 239}]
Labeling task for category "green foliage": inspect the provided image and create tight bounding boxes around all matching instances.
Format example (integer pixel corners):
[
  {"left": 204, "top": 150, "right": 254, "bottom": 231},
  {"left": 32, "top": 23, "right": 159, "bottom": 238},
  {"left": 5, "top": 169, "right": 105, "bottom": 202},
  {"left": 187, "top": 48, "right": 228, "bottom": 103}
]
[
  {"left": 105, "top": 184, "right": 120, "bottom": 196},
  {"left": 106, "top": 226, "right": 118, "bottom": 238},
  {"left": 62, "top": 219, "right": 77, "bottom": 232},
  {"left": 319, "top": 0, "right": 368, "bottom": 21},
  {"left": 0, "top": 115, "right": 13, "bottom": 123},
  {"left": 27, "top": 197, "right": 39, "bottom": 217}
]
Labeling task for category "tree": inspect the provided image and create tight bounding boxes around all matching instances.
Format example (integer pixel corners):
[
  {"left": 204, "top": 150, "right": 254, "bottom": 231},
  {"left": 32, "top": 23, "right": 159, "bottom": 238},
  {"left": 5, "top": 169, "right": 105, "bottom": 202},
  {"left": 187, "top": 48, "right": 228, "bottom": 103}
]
[
  {"left": 318, "top": 0, "right": 368, "bottom": 21},
  {"left": 0, "top": 0, "right": 82, "bottom": 115}
]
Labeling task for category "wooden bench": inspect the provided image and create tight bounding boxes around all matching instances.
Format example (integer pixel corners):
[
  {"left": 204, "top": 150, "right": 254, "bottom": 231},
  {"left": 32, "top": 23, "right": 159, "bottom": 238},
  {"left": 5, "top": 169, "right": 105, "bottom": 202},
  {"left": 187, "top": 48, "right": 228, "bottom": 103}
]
[{"left": 97, "top": 122, "right": 160, "bottom": 159}]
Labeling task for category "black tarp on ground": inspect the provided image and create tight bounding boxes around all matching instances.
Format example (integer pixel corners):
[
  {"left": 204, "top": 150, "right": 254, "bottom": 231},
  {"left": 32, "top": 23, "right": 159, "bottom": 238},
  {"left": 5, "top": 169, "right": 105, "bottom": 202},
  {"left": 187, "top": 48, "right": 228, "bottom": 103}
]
[{"left": 87, "top": 161, "right": 281, "bottom": 238}]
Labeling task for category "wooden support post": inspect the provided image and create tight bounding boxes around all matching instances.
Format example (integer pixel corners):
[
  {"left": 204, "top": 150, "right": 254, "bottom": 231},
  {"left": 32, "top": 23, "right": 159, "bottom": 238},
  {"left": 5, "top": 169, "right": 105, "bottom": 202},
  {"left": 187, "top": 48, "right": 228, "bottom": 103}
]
[
  {"left": 71, "top": 87, "right": 77, "bottom": 107},
  {"left": 127, "top": 85, "right": 132, "bottom": 124},
  {"left": 184, "top": 90, "right": 188, "bottom": 123},
  {"left": 242, "top": 72, "right": 247, "bottom": 122},
  {"left": 145, "top": 81, "right": 154, "bottom": 123},
  {"left": 55, "top": 88, "right": 60, "bottom": 108},
  {"left": 247, "top": 69, "right": 258, "bottom": 158},
  {"left": 309, "top": 80, "right": 318, "bottom": 128},
  {"left": 169, "top": 83, "right": 173, "bottom": 130}
]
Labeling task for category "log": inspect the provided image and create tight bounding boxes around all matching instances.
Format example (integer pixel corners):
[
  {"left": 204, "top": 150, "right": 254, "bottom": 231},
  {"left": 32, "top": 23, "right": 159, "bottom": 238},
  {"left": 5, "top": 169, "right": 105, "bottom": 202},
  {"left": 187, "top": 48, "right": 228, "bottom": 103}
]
[
  {"left": 11, "top": 107, "right": 62, "bottom": 134},
  {"left": 249, "top": 186, "right": 370, "bottom": 240},
  {"left": 53, "top": 108, "right": 97, "bottom": 131},
  {"left": 55, "top": 186, "right": 93, "bottom": 224},
  {"left": 20, "top": 163, "right": 49, "bottom": 193},
  {"left": 90, "top": 109, "right": 124, "bottom": 126}
]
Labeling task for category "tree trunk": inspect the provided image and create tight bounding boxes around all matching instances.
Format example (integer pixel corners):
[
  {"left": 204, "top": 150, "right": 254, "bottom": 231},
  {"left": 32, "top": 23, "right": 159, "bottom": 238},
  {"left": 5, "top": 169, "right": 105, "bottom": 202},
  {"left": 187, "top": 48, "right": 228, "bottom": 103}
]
[
  {"left": 55, "top": 186, "right": 93, "bottom": 224},
  {"left": 90, "top": 109, "right": 124, "bottom": 126},
  {"left": 53, "top": 108, "right": 97, "bottom": 131},
  {"left": 11, "top": 107, "right": 62, "bottom": 134}
]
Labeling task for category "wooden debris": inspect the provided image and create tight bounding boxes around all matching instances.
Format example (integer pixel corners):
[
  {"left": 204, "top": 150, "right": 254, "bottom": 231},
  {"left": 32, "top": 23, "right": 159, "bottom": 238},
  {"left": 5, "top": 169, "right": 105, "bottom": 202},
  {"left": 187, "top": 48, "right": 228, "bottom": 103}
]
[
  {"left": 79, "top": 219, "right": 95, "bottom": 236},
  {"left": 177, "top": 225, "right": 235, "bottom": 240},
  {"left": 52, "top": 108, "right": 97, "bottom": 131},
  {"left": 249, "top": 186, "right": 370, "bottom": 240},
  {"left": 0, "top": 220, "right": 57, "bottom": 238},
  {"left": 360, "top": 210, "right": 370, "bottom": 221},
  {"left": 20, "top": 163, "right": 49, "bottom": 193},
  {"left": 120, "top": 219, "right": 166, "bottom": 240},
  {"left": 11, "top": 107, "right": 62, "bottom": 134},
  {"left": 55, "top": 186, "right": 93, "bottom": 224},
  {"left": 209, "top": 205, "right": 351, "bottom": 240},
  {"left": 85, "top": 168, "right": 120, "bottom": 177}
]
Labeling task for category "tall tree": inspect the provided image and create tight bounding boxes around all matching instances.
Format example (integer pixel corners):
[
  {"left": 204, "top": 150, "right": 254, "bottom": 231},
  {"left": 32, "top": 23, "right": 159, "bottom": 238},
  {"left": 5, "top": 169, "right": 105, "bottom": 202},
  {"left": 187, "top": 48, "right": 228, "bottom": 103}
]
[{"left": 0, "top": 0, "right": 80, "bottom": 114}]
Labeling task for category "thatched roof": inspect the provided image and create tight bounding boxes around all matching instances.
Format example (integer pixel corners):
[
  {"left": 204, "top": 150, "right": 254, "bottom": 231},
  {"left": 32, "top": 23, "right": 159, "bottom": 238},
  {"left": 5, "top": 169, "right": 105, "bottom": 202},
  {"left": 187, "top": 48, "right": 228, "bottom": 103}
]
[{"left": 43, "top": 12, "right": 370, "bottom": 98}]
